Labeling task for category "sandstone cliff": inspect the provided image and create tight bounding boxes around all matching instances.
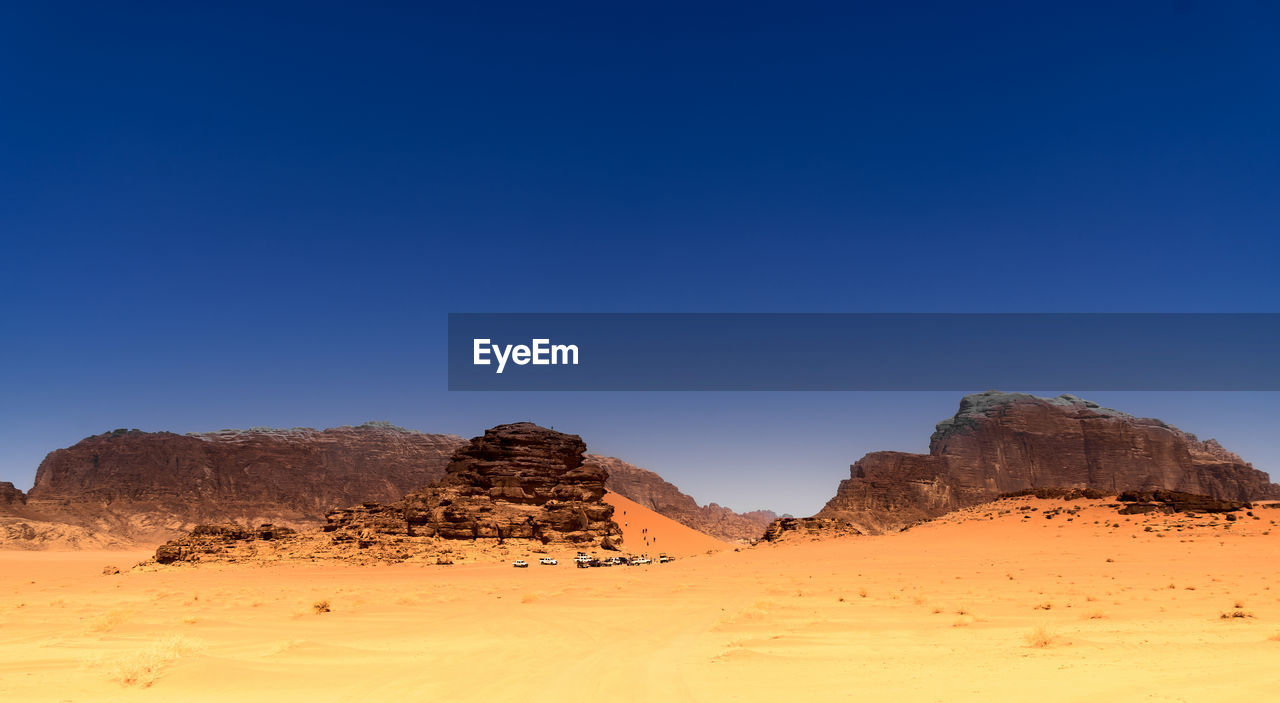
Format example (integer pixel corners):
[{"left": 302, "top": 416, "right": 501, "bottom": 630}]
[
  {"left": 774, "top": 391, "right": 1279, "bottom": 538},
  {"left": 2, "top": 423, "right": 465, "bottom": 547},
  {"left": 592, "top": 455, "right": 777, "bottom": 542},
  {"left": 154, "top": 423, "right": 622, "bottom": 564}
]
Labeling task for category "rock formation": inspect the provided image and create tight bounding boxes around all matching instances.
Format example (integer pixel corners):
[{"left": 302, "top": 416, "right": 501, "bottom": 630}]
[
  {"left": 154, "top": 423, "right": 623, "bottom": 564},
  {"left": 591, "top": 455, "right": 778, "bottom": 542},
  {"left": 0, "top": 482, "right": 25, "bottom": 506},
  {"left": 770, "top": 391, "right": 1279, "bottom": 538},
  {"left": 3, "top": 421, "right": 774, "bottom": 549},
  {"left": 1116, "top": 490, "right": 1247, "bottom": 515},
  {"left": 2, "top": 423, "right": 465, "bottom": 547}
]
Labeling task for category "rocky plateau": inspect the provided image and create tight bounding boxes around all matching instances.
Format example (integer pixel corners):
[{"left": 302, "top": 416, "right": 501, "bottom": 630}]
[{"left": 767, "top": 391, "right": 1279, "bottom": 539}]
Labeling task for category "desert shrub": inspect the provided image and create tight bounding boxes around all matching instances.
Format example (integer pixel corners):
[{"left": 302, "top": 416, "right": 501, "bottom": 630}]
[
  {"left": 1025, "top": 625, "right": 1056, "bottom": 648},
  {"left": 88, "top": 635, "right": 203, "bottom": 687}
]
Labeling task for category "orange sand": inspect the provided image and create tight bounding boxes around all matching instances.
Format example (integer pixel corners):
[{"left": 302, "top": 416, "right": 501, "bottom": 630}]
[
  {"left": 605, "top": 490, "right": 727, "bottom": 556},
  {"left": 2, "top": 497, "right": 1279, "bottom": 702}
]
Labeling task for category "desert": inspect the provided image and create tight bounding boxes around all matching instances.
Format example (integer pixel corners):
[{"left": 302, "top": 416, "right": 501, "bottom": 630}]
[
  {"left": 9, "top": 8, "right": 1279, "bottom": 701},
  {"left": 2, "top": 393, "right": 1279, "bottom": 701},
  {"left": 3, "top": 494, "right": 1280, "bottom": 702}
]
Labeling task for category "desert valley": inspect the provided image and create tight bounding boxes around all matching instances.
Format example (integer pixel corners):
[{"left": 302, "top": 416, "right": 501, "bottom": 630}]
[{"left": 2, "top": 392, "right": 1278, "bottom": 702}]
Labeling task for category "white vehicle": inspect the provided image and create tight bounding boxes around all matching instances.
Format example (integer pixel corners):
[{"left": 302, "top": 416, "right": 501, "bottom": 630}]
[
  {"left": 512, "top": 560, "right": 529, "bottom": 568},
  {"left": 539, "top": 557, "right": 558, "bottom": 566},
  {"left": 574, "top": 554, "right": 592, "bottom": 564},
  {"left": 629, "top": 557, "right": 652, "bottom": 566},
  {"left": 658, "top": 555, "right": 674, "bottom": 563}
]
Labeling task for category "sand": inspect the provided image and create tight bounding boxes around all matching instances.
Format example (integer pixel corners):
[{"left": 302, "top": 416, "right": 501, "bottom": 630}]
[
  {"left": 604, "top": 491, "right": 728, "bottom": 556},
  {"left": 2, "top": 497, "right": 1278, "bottom": 702}
]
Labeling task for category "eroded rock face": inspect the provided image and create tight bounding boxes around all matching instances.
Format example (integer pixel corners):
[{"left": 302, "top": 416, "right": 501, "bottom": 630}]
[
  {"left": 154, "top": 423, "right": 624, "bottom": 564},
  {"left": 591, "top": 455, "right": 777, "bottom": 542},
  {"left": 795, "top": 392, "right": 1279, "bottom": 535},
  {"left": 3, "top": 424, "right": 466, "bottom": 547},
  {"left": 338, "top": 423, "right": 621, "bottom": 545},
  {"left": 0, "top": 482, "right": 25, "bottom": 506}
]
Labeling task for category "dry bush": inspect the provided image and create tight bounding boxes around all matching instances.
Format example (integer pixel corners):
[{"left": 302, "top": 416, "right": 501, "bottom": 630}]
[
  {"left": 1024, "top": 625, "right": 1056, "bottom": 648},
  {"left": 1220, "top": 609, "right": 1254, "bottom": 619},
  {"left": 86, "top": 609, "right": 132, "bottom": 634},
  {"left": 87, "top": 635, "right": 203, "bottom": 687},
  {"left": 312, "top": 600, "right": 331, "bottom": 614}
]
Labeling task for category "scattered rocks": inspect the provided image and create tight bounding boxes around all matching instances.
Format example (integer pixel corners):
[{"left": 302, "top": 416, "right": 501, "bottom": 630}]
[{"left": 1117, "top": 490, "right": 1248, "bottom": 514}]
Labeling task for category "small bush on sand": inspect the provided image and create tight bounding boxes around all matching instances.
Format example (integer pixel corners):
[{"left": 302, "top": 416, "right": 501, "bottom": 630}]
[
  {"left": 312, "top": 600, "right": 331, "bottom": 614},
  {"left": 88, "top": 635, "right": 203, "bottom": 687},
  {"left": 87, "top": 609, "right": 131, "bottom": 634},
  {"left": 1025, "top": 625, "right": 1056, "bottom": 648},
  {"left": 1220, "top": 609, "right": 1254, "bottom": 619}
]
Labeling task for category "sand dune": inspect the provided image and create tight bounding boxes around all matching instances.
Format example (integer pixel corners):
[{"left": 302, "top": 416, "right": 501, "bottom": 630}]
[
  {"left": 2, "top": 498, "right": 1278, "bottom": 702},
  {"left": 605, "top": 490, "right": 728, "bottom": 556}
]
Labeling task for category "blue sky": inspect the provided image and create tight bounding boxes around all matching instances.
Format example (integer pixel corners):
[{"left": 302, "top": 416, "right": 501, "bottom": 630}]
[{"left": 2, "top": 3, "right": 1277, "bottom": 515}]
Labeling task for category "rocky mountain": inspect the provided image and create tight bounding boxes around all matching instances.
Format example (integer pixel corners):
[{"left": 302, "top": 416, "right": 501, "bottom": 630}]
[
  {"left": 155, "top": 423, "right": 622, "bottom": 564},
  {"left": 592, "top": 455, "right": 777, "bottom": 542},
  {"left": 769, "top": 391, "right": 1279, "bottom": 538},
  {"left": 1, "top": 423, "right": 466, "bottom": 547},
  {"left": 2, "top": 422, "right": 777, "bottom": 549}
]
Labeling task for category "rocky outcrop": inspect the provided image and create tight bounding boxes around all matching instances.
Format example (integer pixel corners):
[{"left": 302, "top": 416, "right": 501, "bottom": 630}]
[
  {"left": 0, "top": 482, "right": 25, "bottom": 506},
  {"left": 591, "top": 455, "right": 777, "bottom": 542},
  {"left": 155, "top": 523, "right": 297, "bottom": 564},
  {"left": 388, "top": 423, "right": 621, "bottom": 545},
  {"left": 4, "top": 420, "right": 771, "bottom": 550},
  {"left": 2, "top": 423, "right": 465, "bottom": 547},
  {"left": 1116, "top": 490, "right": 1247, "bottom": 515},
  {"left": 153, "top": 423, "right": 623, "bottom": 564},
  {"left": 762, "top": 517, "right": 863, "bottom": 542},
  {"left": 790, "top": 391, "right": 1279, "bottom": 536}
]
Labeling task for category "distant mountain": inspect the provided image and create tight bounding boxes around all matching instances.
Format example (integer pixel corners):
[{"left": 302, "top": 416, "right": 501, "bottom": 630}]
[{"left": 591, "top": 455, "right": 777, "bottom": 542}]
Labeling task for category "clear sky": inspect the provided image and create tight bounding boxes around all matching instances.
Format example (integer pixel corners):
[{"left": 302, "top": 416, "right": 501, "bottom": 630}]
[{"left": 2, "top": 3, "right": 1278, "bottom": 516}]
